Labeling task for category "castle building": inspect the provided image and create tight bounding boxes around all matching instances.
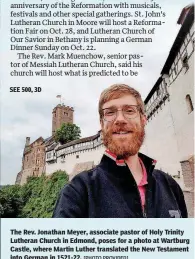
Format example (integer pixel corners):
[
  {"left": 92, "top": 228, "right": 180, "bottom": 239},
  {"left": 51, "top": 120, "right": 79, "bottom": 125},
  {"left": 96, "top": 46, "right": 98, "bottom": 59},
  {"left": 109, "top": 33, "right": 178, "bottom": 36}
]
[
  {"left": 19, "top": 137, "right": 46, "bottom": 185},
  {"left": 45, "top": 131, "right": 104, "bottom": 180},
  {"left": 16, "top": 104, "right": 74, "bottom": 185},
  {"left": 142, "top": 4, "right": 194, "bottom": 216}
]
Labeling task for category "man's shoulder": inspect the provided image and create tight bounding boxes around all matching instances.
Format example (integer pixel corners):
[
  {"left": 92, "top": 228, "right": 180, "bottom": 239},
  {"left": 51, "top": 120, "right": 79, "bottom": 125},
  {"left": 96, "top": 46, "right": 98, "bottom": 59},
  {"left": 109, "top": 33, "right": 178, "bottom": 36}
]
[
  {"left": 152, "top": 169, "right": 180, "bottom": 188},
  {"left": 59, "top": 168, "right": 96, "bottom": 197},
  {"left": 69, "top": 166, "right": 100, "bottom": 184}
]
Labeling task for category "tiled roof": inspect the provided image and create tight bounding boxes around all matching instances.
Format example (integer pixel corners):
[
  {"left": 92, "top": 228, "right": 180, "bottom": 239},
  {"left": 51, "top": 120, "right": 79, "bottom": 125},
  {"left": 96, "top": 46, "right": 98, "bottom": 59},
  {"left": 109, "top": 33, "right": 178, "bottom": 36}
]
[
  {"left": 44, "top": 136, "right": 54, "bottom": 146},
  {"left": 56, "top": 131, "right": 101, "bottom": 151},
  {"left": 161, "top": 4, "right": 194, "bottom": 75},
  {"left": 47, "top": 143, "right": 58, "bottom": 152},
  {"left": 144, "top": 77, "right": 162, "bottom": 105}
]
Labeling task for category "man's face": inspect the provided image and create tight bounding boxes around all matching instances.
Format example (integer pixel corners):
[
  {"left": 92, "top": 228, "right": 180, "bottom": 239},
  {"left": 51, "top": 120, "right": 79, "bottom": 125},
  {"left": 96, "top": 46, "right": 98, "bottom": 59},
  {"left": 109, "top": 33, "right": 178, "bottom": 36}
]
[{"left": 101, "top": 94, "right": 146, "bottom": 158}]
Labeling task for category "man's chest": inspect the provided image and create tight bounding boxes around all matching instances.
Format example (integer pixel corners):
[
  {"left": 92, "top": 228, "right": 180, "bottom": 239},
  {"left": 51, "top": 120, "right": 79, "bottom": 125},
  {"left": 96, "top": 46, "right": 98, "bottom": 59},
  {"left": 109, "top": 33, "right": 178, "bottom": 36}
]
[{"left": 87, "top": 175, "right": 181, "bottom": 218}]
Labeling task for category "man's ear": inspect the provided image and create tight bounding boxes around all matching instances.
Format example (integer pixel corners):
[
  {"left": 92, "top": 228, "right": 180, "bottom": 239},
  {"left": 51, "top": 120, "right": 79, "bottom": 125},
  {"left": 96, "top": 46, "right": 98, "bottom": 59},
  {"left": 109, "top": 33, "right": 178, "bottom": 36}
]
[
  {"left": 100, "top": 118, "right": 104, "bottom": 129},
  {"left": 142, "top": 114, "right": 147, "bottom": 126}
]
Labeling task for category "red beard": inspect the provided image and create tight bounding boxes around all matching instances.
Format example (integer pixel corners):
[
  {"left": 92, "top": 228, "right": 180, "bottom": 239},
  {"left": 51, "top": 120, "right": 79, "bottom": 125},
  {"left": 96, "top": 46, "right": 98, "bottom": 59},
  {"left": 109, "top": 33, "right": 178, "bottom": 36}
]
[{"left": 102, "top": 121, "right": 145, "bottom": 158}]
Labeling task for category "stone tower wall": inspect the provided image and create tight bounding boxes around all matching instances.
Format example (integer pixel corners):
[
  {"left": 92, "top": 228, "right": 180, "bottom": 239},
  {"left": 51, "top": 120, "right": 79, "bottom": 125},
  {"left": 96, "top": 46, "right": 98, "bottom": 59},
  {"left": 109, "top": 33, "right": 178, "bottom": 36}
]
[{"left": 52, "top": 105, "right": 74, "bottom": 135}]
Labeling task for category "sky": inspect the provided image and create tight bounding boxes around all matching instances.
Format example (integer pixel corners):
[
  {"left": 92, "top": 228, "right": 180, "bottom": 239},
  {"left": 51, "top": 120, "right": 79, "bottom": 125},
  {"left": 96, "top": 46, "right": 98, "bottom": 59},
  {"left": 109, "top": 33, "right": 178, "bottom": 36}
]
[{"left": 0, "top": 0, "right": 191, "bottom": 185}]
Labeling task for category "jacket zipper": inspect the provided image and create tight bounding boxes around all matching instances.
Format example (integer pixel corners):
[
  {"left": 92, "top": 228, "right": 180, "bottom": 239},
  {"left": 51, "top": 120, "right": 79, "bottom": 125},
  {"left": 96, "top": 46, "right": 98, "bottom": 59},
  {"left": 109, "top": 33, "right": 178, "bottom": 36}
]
[
  {"left": 142, "top": 163, "right": 155, "bottom": 218},
  {"left": 143, "top": 206, "right": 147, "bottom": 218},
  {"left": 125, "top": 169, "right": 147, "bottom": 218},
  {"left": 125, "top": 161, "right": 156, "bottom": 218},
  {"left": 143, "top": 186, "right": 149, "bottom": 218},
  {"left": 134, "top": 183, "right": 147, "bottom": 218}
]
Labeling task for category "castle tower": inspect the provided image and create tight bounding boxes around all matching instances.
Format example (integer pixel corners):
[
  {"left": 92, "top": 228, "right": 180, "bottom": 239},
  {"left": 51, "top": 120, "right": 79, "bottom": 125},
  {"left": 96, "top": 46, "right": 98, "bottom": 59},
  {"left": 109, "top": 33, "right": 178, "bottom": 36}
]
[{"left": 52, "top": 104, "right": 74, "bottom": 135}]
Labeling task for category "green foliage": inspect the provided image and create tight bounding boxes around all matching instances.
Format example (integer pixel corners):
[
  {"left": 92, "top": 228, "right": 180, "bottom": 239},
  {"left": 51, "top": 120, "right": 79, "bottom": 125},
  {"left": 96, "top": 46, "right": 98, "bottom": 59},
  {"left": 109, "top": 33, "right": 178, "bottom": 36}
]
[
  {"left": 54, "top": 123, "right": 81, "bottom": 144},
  {"left": 0, "top": 170, "right": 68, "bottom": 218},
  {"left": 0, "top": 185, "right": 23, "bottom": 218}
]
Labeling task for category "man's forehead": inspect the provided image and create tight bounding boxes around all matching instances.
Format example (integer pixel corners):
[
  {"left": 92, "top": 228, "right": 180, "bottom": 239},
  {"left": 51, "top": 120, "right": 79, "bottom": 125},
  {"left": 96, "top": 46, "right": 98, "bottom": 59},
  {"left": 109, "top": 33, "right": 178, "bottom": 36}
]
[{"left": 102, "top": 95, "right": 137, "bottom": 109}]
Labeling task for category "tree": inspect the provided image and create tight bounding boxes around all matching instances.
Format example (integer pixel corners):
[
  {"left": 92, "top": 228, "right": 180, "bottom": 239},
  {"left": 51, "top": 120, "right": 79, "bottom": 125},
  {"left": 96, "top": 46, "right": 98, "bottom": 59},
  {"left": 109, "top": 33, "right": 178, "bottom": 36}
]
[
  {"left": 0, "top": 185, "right": 23, "bottom": 218},
  {"left": 54, "top": 123, "right": 81, "bottom": 144},
  {"left": 0, "top": 170, "right": 69, "bottom": 218},
  {"left": 19, "top": 170, "right": 69, "bottom": 218}
]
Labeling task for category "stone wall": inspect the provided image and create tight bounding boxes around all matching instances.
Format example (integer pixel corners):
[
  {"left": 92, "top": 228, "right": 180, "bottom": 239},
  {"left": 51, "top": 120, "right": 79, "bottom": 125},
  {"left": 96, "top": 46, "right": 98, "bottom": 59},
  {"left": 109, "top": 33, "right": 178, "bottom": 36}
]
[
  {"left": 20, "top": 138, "right": 45, "bottom": 184},
  {"left": 180, "top": 156, "right": 194, "bottom": 217}
]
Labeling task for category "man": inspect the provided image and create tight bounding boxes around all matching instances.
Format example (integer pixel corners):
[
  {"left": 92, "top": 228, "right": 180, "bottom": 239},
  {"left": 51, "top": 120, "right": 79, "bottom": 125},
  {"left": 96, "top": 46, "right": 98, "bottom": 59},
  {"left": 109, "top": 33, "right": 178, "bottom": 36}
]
[{"left": 53, "top": 84, "right": 188, "bottom": 218}]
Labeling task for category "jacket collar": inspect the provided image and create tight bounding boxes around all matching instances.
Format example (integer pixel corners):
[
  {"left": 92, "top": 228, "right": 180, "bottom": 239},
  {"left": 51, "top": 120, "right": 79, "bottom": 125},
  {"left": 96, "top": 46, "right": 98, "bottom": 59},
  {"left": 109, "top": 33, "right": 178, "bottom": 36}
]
[{"left": 99, "top": 150, "right": 157, "bottom": 179}]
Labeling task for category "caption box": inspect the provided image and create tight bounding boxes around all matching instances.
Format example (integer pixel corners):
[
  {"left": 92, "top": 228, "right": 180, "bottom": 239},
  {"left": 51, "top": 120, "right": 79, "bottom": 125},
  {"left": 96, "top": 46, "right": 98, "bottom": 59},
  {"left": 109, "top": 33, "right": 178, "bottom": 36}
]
[{"left": 1, "top": 219, "right": 194, "bottom": 259}]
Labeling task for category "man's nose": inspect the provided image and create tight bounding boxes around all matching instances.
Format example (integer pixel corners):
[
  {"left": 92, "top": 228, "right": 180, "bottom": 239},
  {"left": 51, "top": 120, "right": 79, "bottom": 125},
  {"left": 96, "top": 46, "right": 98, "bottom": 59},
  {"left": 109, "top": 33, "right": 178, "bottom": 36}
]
[{"left": 114, "top": 110, "right": 127, "bottom": 122}]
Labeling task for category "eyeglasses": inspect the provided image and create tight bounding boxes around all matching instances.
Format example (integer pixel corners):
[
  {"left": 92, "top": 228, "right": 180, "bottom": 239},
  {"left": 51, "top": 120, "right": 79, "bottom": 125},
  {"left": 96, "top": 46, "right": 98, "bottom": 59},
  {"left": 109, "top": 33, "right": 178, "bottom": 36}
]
[{"left": 102, "top": 105, "right": 140, "bottom": 122}]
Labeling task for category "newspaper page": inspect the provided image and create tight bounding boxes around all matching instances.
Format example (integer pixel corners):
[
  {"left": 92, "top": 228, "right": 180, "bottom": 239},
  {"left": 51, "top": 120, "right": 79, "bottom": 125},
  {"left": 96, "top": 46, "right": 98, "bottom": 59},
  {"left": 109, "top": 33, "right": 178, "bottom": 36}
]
[{"left": 0, "top": 0, "right": 194, "bottom": 258}]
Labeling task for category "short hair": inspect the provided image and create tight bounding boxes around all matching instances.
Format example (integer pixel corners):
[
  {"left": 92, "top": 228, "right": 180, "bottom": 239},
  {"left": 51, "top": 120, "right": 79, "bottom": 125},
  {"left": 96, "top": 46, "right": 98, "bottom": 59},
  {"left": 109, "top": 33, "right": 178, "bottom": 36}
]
[{"left": 99, "top": 84, "right": 145, "bottom": 119}]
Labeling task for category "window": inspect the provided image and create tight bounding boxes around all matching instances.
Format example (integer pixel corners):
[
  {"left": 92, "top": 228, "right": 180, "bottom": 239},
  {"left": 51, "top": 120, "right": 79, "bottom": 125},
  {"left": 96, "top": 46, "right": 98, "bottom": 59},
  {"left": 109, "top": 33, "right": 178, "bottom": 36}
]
[
  {"left": 192, "top": 37, "right": 195, "bottom": 47},
  {"left": 175, "top": 54, "right": 178, "bottom": 62},
  {"left": 187, "top": 33, "right": 191, "bottom": 41},
  {"left": 156, "top": 86, "right": 161, "bottom": 96},
  {"left": 182, "top": 53, "right": 189, "bottom": 71},
  {"left": 184, "top": 35, "right": 189, "bottom": 45},
  {"left": 61, "top": 155, "right": 65, "bottom": 163},
  {"left": 169, "top": 70, "right": 173, "bottom": 80},
  {"left": 47, "top": 152, "right": 51, "bottom": 159},
  {"left": 173, "top": 65, "right": 178, "bottom": 76},
  {"left": 180, "top": 42, "right": 185, "bottom": 53},
  {"left": 186, "top": 95, "right": 194, "bottom": 114}
]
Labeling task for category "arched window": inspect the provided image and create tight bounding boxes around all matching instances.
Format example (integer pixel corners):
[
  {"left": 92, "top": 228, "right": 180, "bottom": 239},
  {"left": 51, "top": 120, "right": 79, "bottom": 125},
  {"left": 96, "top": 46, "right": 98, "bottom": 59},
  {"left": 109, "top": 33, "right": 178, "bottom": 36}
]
[{"left": 186, "top": 95, "right": 194, "bottom": 114}]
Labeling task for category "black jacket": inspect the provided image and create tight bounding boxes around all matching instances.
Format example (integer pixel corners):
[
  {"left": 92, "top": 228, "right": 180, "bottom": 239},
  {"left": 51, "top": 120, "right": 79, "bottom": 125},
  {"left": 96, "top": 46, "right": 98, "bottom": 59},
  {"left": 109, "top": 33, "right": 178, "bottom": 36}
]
[{"left": 53, "top": 153, "right": 188, "bottom": 218}]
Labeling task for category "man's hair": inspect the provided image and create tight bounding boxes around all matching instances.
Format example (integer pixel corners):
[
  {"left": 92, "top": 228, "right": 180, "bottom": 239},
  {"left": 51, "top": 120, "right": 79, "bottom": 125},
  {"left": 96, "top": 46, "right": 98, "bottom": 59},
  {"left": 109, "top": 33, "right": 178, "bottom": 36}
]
[{"left": 99, "top": 84, "right": 145, "bottom": 119}]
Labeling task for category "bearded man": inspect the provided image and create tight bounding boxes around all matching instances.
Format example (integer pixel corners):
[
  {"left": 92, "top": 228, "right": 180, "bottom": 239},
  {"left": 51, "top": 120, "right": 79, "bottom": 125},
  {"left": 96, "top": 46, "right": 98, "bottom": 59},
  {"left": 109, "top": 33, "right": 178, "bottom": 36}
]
[{"left": 53, "top": 84, "right": 187, "bottom": 218}]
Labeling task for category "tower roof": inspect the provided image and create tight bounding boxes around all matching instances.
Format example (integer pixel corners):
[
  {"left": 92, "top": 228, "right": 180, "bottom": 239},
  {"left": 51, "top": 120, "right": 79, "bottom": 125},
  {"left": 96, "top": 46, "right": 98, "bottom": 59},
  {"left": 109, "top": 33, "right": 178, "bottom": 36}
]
[{"left": 53, "top": 104, "right": 74, "bottom": 112}]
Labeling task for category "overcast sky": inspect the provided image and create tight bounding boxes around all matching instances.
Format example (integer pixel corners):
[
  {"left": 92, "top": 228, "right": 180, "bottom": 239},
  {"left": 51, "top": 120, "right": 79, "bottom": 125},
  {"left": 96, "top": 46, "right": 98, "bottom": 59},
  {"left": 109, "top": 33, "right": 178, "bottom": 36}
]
[{"left": 0, "top": 0, "right": 191, "bottom": 185}]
